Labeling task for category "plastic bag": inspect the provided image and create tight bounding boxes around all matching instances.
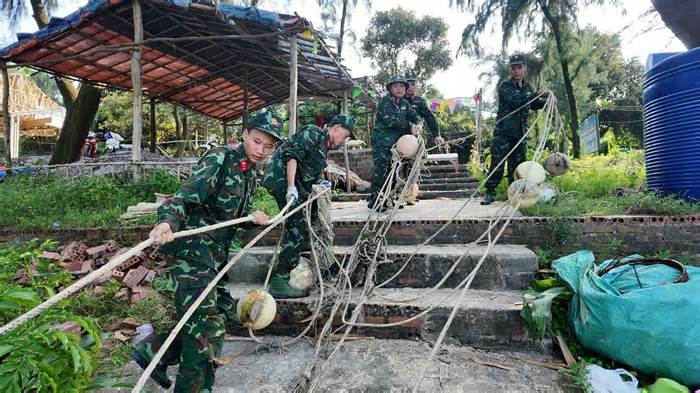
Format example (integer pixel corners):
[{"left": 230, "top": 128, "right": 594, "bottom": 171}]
[
  {"left": 585, "top": 364, "right": 639, "bottom": 393},
  {"left": 554, "top": 251, "right": 700, "bottom": 386}
]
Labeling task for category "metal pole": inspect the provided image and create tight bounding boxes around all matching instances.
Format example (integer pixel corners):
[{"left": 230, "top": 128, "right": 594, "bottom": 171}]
[
  {"left": 131, "top": 0, "right": 144, "bottom": 176},
  {"left": 149, "top": 96, "right": 156, "bottom": 153},
  {"left": 2, "top": 64, "right": 11, "bottom": 165},
  {"left": 242, "top": 65, "right": 249, "bottom": 131},
  {"left": 288, "top": 35, "right": 298, "bottom": 137}
]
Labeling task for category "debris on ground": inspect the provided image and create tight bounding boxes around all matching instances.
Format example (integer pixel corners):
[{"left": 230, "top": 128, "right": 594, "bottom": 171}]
[{"left": 325, "top": 159, "right": 370, "bottom": 192}]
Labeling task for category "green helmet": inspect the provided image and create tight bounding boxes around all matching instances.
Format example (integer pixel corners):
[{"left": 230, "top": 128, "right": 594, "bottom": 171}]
[
  {"left": 328, "top": 114, "right": 357, "bottom": 140},
  {"left": 509, "top": 53, "right": 526, "bottom": 66},
  {"left": 385, "top": 74, "right": 409, "bottom": 91},
  {"left": 404, "top": 73, "right": 418, "bottom": 82},
  {"left": 247, "top": 109, "right": 284, "bottom": 142}
]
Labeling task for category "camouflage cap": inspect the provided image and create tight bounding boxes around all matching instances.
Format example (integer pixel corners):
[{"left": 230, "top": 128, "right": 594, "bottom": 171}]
[
  {"left": 328, "top": 114, "right": 357, "bottom": 140},
  {"left": 247, "top": 109, "right": 284, "bottom": 142},
  {"left": 385, "top": 74, "right": 409, "bottom": 91},
  {"left": 509, "top": 53, "right": 527, "bottom": 65},
  {"left": 404, "top": 73, "right": 418, "bottom": 82}
]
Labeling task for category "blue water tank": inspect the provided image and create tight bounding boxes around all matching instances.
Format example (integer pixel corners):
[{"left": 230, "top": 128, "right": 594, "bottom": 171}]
[{"left": 643, "top": 48, "right": 700, "bottom": 201}]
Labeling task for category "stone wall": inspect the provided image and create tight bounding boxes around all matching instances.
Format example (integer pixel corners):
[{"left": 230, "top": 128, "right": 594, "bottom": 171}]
[{"left": 327, "top": 148, "right": 373, "bottom": 181}]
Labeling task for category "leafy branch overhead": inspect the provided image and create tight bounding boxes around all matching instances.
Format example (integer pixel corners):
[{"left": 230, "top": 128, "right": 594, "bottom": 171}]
[{"left": 361, "top": 7, "right": 452, "bottom": 83}]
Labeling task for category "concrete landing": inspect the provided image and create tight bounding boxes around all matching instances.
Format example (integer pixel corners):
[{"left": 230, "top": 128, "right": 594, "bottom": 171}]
[
  {"left": 112, "top": 338, "right": 571, "bottom": 392},
  {"left": 330, "top": 198, "right": 519, "bottom": 222},
  {"left": 230, "top": 244, "right": 537, "bottom": 290},
  {"left": 227, "top": 283, "right": 535, "bottom": 349}
]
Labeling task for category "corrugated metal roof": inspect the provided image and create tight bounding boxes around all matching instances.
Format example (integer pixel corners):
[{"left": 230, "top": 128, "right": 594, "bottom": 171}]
[{"left": 0, "top": 0, "right": 358, "bottom": 120}]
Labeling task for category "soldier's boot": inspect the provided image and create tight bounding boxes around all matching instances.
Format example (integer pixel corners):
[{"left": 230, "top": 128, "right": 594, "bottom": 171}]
[
  {"left": 268, "top": 273, "right": 310, "bottom": 299},
  {"left": 480, "top": 191, "right": 496, "bottom": 205},
  {"left": 131, "top": 346, "right": 172, "bottom": 389}
]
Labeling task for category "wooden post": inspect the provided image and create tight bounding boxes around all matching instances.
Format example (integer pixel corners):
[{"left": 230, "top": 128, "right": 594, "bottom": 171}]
[
  {"left": 1, "top": 64, "right": 11, "bottom": 165},
  {"left": 149, "top": 96, "right": 156, "bottom": 153},
  {"left": 473, "top": 88, "right": 482, "bottom": 166},
  {"left": 131, "top": 0, "right": 144, "bottom": 177},
  {"left": 288, "top": 35, "right": 298, "bottom": 137},
  {"left": 342, "top": 90, "right": 351, "bottom": 192},
  {"left": 242, "top": 65, "right": 249, "bottom": 130}
]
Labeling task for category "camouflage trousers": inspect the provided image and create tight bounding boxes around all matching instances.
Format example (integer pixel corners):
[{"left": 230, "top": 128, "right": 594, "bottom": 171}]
[
  {"left": 485, "top": 133, "right": 527, "bottom": 192},
  {"left": 269, "top": 187, "right": 315, "bottom": 274},
  {"left": 369, "top": 144, "right": 395, "bottom": 207},
  {"left": 135, "top": 240, "right": 237, "bottom": 393}
]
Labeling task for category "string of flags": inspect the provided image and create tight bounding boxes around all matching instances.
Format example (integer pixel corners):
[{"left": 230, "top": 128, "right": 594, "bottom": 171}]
[{"left": 430, "top": 92, "right": 481, "bottom": 114}]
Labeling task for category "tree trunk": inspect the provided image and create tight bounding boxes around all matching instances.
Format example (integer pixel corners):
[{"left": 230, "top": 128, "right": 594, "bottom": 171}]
[
  {"left": 540, "top": 2, "right": 581, "bottom": 158},
  {"left": 176, "top": 111, "right": 189, "bottom": 158},
  {"left": 30, "top": 0, "right": 104, "bottom": 164},
  {"left": 49, "top": 84, "right": 102, "bottom": 164},
  {"left": 2, "top": 65, "right": 11, "bottom": 165},
  {"left": 338, "top": 0, "right": 349, "bottom": 58}
]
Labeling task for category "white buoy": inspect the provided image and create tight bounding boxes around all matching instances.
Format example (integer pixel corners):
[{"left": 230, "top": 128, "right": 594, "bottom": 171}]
[
  {"left": 544, "top": 153, "right": 570, "bottom": 176},
  {"left": 537, "top": 182, "right": 557, "bottom": 203},
  {"left": 289, "top": 257, "right": 314, "bottom": 290},
  {"left": 395, "top": 135, "right": 419, "bottom": 160},
  {"left": 236, "top": 289, "right": 277, "bottom": 330},
  {"left": 507, "top": 179, "right": 540, "bottom": 208},
  {"left": 515, "top": 161, "right": 547, "bottom": 185}
]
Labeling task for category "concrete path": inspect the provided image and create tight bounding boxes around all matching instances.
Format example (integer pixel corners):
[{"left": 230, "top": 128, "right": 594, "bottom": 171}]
[
  {"left": 109, "top": 337, "right": 572, "bottom": 392},
  {"left": 331, "top": 198, "right": 520, "bottom": 222}
]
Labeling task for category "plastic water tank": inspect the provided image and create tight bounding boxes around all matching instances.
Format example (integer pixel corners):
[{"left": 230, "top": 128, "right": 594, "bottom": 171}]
[{"left": 643, "top": 49, "right": 700, "bottom": 200}]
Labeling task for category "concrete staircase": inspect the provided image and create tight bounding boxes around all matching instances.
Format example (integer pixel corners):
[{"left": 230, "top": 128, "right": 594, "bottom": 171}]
[{"left": 333, "top": 162, "right": 481, "bottom": 202}]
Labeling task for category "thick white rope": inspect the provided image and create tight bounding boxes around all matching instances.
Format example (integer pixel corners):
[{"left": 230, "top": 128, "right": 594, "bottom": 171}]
[{"left": 132, "top": 190, "right": 329, "bottom": 392}]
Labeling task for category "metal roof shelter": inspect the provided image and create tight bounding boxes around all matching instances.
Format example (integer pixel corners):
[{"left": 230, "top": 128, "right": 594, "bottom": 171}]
[{"left": 0, "top": 0, "right": 361, "bottom": 163}]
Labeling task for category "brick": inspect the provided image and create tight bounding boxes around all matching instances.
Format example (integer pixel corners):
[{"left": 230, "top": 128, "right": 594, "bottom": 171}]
[
  {"left": 116, "top": 288, "right": 130, "bottom": 300},
  {"left": 120, "top": 317, "right": 141, "bottom": 330},
  {"left": 81, "top": 259, "right": 95, "bottom": 272},
  {"left": 42, "top": 251, "right": 63, "bottom": 261},
  {"left": 86, "top": 244, "right": 109, "bottom": 257},
  {"left": 111, "top": 270, "right": 125, "bottom": 281},
  {"left": 105, "top": 240, "right": 119, "bottom": 253},
  {"left": 123, "top": 266, "right": 149, "bottom": 289},
  {"left": 56, "top": 321, "right": 82, "bottom": 336},
  {"left": 60, "top": 261, "right": 83, "bottom": 272},
  {"left": 131, "top": 286, "right": 153, "bottom": 303},
  {"left": 142, "top": 269, "right": 157, "bottom": 284}
]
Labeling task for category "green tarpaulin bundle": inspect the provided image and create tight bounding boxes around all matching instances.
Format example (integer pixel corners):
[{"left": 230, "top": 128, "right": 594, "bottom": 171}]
[{"left": 553, "top": 250, "right": 700, "bottom": 386}]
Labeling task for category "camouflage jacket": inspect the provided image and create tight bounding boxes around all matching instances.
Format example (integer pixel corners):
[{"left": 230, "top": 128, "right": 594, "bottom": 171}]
[
  {"left": 494, "top": 78, "right": 545, "bottom": 137},
  {"left": 405, "top": 95, "right": 440, "bottom": 139},
  {"left": 372, "top": 95, "right": 420, "bottom": 147},
  {"left": 261, "top": 125, "right": 330, "bottom": 200},
  {"left": 157, "top": 144, "right": 258, "bottom": 248}
]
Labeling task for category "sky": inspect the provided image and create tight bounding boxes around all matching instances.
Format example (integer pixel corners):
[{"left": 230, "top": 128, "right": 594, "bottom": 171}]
[{"left": 1, "top": 0, "right": 687, "bottom": 99}]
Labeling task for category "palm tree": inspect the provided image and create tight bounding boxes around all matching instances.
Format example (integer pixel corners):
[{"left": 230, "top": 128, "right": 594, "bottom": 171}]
[
  {"left": 452, "top": 0, "right": 619, "bottom": 158},
  {"left": 1, "top": 0, "right": 103, "bottom": 164}
]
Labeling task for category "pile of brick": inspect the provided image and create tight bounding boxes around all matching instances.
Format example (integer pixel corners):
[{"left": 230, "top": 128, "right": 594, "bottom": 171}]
[{"left": 42, "top": 240, "right": 167, "bottom": 303}]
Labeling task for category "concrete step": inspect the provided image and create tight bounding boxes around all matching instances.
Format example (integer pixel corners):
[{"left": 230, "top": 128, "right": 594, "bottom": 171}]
[
  {"left": 419, "top": 183, "right": 478, "bottom": 191},
  {"left": 420, "top": 164, "right": 470, "bottom": 174},
  {"left": 421, "top": 171, "right": 474, "bottom": 180},
  {"left": 332, "top": 189, "right": 478, "bottom": 202},
  {"left": 117, "top": 338, "right": 570, "bottom": 392},
  {"left": 419, "top": 176, "right": 478, "bottom": 184},
  {"left": 230, "top": 244, "right": 536, "bottom": 290},
  {"left": 227, "top": 283, "right": 538, "bottom": 351}
]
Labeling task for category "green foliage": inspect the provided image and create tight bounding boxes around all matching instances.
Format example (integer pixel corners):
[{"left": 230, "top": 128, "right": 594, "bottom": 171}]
[
  {"left": 0, "top": 240, "right": 103, "bottom": 392},
  {"left": 0, "top": 172, "right": 180, "bottom": 230},
  {"left": 521, "top": 286, "right": 571, "bottom": 342},
  {"left": 361, "top": 7, "right": 452, "bottom": 83},
  {"left": 252, "top": 187, "right": 280, "bottom": 217}
]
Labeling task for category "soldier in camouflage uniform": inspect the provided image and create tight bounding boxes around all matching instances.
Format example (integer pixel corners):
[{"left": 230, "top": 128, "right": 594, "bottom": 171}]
[
  {"left": 481, "top": 54, "right": 548, "bottom": 205},
  {"left": 368, "top": 74, "right": 420, "bottom": 211},
  {"left": 131, "top": 110, "right": 284, "bottom": 392},
  {"left": 405, "top": 73, "right": 445, "bottom": 147},
  {"left": 261, "top": 115, "right": 356, "bottom": 298}
]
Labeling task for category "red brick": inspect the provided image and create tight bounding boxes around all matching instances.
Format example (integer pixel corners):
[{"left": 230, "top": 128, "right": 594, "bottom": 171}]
[
  {"left": 86, "top": 244, "right": 109, "bottom": 257},
  {"left": 56, "top": 321, "right": 82, "bottom": 336},
  {"left": 111, "top": 270, "right": 125, "bottom": 281},
  {"left": 122, "top": 266, "right": 149, "bottom": 288},
  {"left": 42, "top": 251, "right": 63, "bottom": 261},
  {"left": 131, "top": 286, "right": 153, "bottom": 303},
  {"left": 387, "top": 316, "right": 422, "bottom": 329}
]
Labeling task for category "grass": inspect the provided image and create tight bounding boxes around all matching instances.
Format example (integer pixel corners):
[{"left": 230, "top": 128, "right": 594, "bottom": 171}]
[
  {"left": 498, "top": 150, "right": 700, "bottom": 217},
  {"left": 0, "top": 171, "right": 280, "bottom": 230}
]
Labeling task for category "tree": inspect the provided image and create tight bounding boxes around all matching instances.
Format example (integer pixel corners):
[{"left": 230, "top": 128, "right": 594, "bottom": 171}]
[
  {"left": 361, "top": 7, "right": 452, "bottom": 83},
  {"left": 317, "top": 0, "right": 371, "bottom": 59},
  {"left": 1, "top": 0, "right": 103, "bottom": 164},
  {"left": 452, "top": 0, "right": 620, "bottom": 158}
]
